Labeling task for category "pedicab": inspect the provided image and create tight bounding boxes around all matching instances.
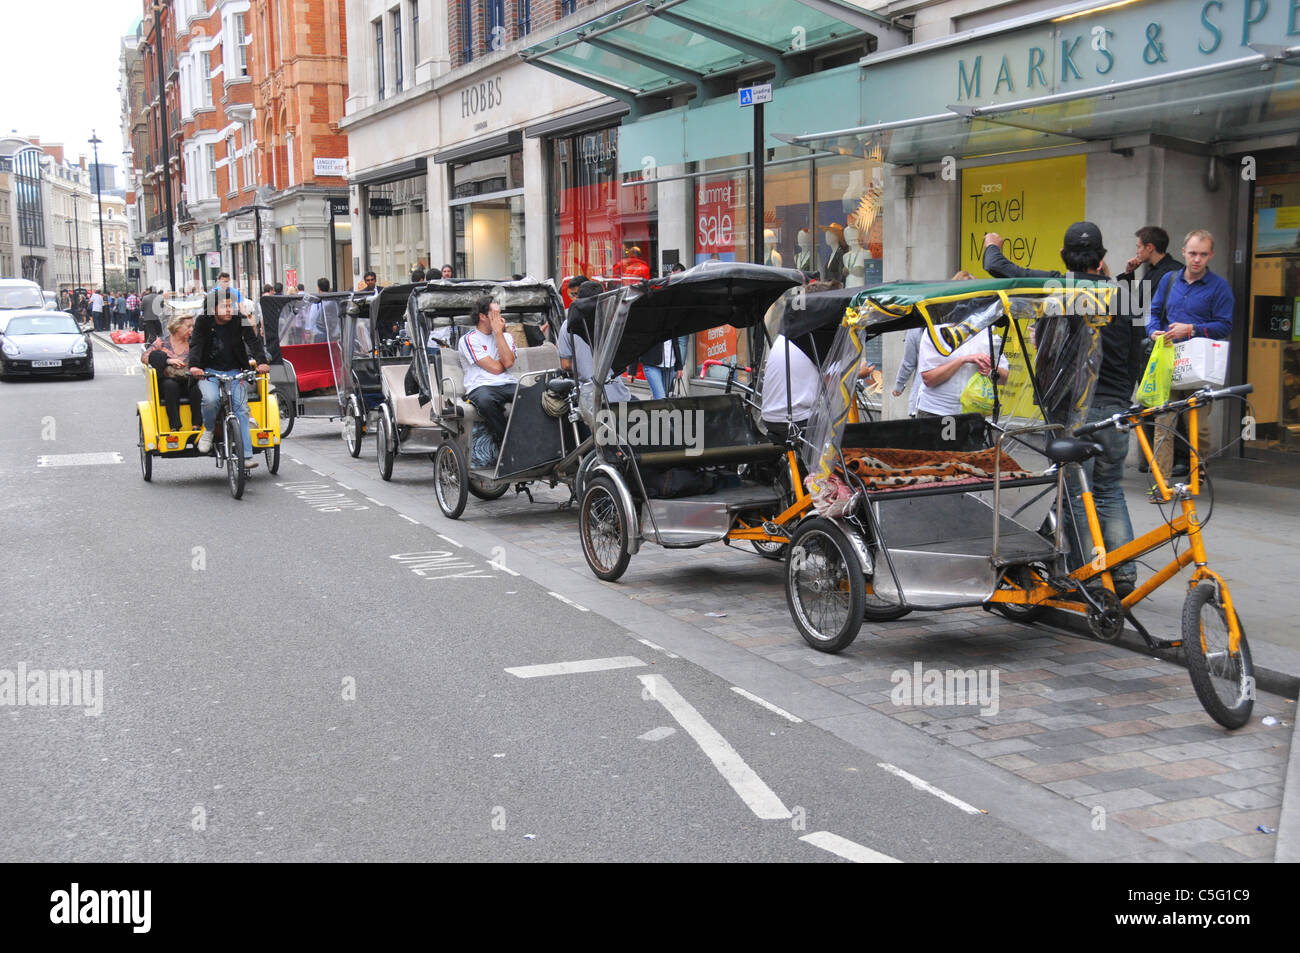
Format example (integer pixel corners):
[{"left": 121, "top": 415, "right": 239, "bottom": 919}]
[
  {"left": 261, "top": 291, "right": 353, "bottom": 438},
  {"left": 395, "top": 279, "right": 585, "bottom": 519},
  {"left": 784, "top": 276, "right": 1255, "bottom": 728},
  {"left": 572, "top": 260, "right": 808, "bottom": 582},
  {"left": 336, "top": 287, "right": 405, "bottom": 458},
  {"left": 136, "top": 309, "right": 282, "bottom": 501}
]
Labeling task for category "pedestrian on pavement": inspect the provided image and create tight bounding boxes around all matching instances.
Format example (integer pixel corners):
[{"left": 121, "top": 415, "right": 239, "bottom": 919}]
[
  {"left": 1146, "top": 229, "right": 1234, "bottom": 478},
  {"left": 440, "top": 264, "right": 454, "bottom": 280},
  {"left": 139, "top": 285, "right": 164, "bottom": 346},
  {"left": 114, "top": 292, "right": 128, "bottom": 330},
  {"left": 410, "top": 266, "right": 426, "bottom": 282},
  {"left": 88, "top": 289, "right": 102, "bottom": 331},
  {"left": 126, "top": 290, "right": 141, "bottom": 331},
  {"left": 357, "top": 271, "right": 378, "bottom": 293},
  {"left": 983, "top": 222, "right": 1137, "bottom": 596}
]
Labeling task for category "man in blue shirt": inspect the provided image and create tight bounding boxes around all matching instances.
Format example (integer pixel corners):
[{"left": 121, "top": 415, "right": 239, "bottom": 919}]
[{"left": 1145, "top": 229, "right": 1233, "bottom": 476}]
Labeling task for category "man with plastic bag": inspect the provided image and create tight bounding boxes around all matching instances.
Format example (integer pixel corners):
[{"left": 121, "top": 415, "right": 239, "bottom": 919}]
[{"left": 982, "top": 223, "right": 1136, "bottom": 596}]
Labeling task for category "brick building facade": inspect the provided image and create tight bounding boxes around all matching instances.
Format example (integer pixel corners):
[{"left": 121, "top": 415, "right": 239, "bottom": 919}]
[
  {"left": 136, "top": 2, "right": 184, "bottom": 292},
  {"left": 249, "top": 0, "right": 352, "bottom": 292}
]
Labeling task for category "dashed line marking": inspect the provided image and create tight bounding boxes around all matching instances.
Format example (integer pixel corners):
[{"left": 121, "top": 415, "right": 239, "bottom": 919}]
[
  {"left": 365, "top": 497, "right": 385, "bottom": 507},
  {"left": 309, "top": 468, "right": 325, "bottom": 476},
  {"left": 290, "top": 458, "right": 303, "bottom": 465},
  {"left": 489, "top": 560, "right": 520, "bottom": 577},
  {"left": 436, "top": 533, "right": 463, "bottom": 548},
  {"left": 399, "top": 514, "right": 420, "bottom": 525},
  {"left": 336, "top": 482, "right": 354, "bottom": 491},
  {"left": 639, "top": 674, "right": 791, "bottom": 821},
  {"left": 800, "top": 831, "right": 901, "bottom": 864},
  {"left": 636, "top": 638, "right": 679, "bottom": 659},
  {"left": 730, "top": 687, "right": 802, "bottom": 723},
  {"left": 547, "top": 591, "right": 589, "bottom": 612},
  {"left": 505, "top": 656, "right": 646, "bottom": 679},
  {"left": 877, "top": 763, "right": 983, "bottom": 815}
]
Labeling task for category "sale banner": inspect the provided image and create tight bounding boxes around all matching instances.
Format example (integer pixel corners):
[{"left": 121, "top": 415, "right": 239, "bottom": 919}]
[
  {"left": 695, "top": 178, "right": 738, "bottom": 263},
  {"left": 960, "top": 155, "right": 1086, "bottom": 277}
]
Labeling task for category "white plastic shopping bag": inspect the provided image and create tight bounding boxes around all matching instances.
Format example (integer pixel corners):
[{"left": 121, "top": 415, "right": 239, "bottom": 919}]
[{"left": 1171, "top": 338, "right": 1228, "bottom": 389}]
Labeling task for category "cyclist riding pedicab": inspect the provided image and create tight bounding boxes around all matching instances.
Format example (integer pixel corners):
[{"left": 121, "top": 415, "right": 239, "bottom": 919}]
[{"left": 188, "top": 288, "right": 271, "bottom": 471}]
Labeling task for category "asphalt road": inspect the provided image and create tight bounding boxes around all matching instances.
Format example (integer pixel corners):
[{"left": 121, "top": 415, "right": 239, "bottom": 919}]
[{"left": 0, "top": 351, "right": 1075, "bottom": 862}]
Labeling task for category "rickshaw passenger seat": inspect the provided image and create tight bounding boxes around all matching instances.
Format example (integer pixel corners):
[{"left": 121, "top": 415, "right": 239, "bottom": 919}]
[
  {"left": 513, "top": 343, "right": 560, "bottom": 375},
  {"left": 1044, "top": 437, "right": 1104, "bottom": 465}
]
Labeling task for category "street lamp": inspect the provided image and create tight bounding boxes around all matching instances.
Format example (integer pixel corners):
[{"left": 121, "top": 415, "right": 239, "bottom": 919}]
[
  {"left": 89, "top": 130, "right": 108, "bottom": 292},
  {"left": 70, "top": 190, "right": 83, "bottom": 287}
]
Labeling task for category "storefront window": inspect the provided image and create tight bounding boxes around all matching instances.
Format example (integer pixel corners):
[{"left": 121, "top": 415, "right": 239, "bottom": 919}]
[
  {"left": 366, "top": 174, "right": 428, "bottom": 285},
  {"left": 279, "top": 226, "right": 299, "bottom": 289},
  {"left": 551, "top": 127, "right": 657, "bottom": 283},
  {"left": 451, "top": 154, "right": 526, "bottom": 278},
  {"left": 1247, "top": 167, "right": 1300, "bottom": 454},
  {"left": 813, "top": 152, "right": 883, "bottom": 288}
]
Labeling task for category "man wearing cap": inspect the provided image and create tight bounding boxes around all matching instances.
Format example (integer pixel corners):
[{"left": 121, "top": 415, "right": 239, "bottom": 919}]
[{"left": 982, "top": 222, "right": 1137, "bottom": 597}]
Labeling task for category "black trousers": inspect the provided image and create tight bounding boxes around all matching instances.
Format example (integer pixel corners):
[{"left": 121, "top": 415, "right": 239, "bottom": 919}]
[
  {"left": 159, "top": 375, "right": 203, "bottom": 432},
  {"left": 467, "top": 383, "right": 515, "bottom": 443}
]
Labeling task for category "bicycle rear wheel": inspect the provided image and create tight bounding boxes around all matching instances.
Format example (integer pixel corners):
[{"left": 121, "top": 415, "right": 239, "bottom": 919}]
[{"left": 1182, "top": 582, "right": 1253, "bottom": 729}]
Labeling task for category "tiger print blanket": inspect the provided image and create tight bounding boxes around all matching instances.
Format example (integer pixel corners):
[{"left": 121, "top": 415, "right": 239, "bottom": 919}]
[{"left": 841, "top": 447, "right": 1034, "bottom": 487}]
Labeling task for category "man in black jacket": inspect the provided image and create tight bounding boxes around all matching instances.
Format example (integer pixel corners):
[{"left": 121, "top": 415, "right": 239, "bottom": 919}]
[
  {"left": 188, "top": 289, "right": 270, "bottom": 469},
  {"left": 982, "top": 222, "right": 1136, "bottom": 596},
  {"left": 1116, "top": 226, "right": 1182, "bottom": 473}
]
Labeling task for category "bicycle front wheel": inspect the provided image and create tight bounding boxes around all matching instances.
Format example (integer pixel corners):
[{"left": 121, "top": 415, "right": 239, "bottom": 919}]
[
  {"left": 1182, "top": 582, "right": 1254, "bottom": 729},
  {"left": 225, "top": 416, "right": 246, "bottom": 500}
]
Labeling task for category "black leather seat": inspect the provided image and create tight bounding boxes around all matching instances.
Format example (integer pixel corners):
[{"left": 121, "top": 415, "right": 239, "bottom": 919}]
[{"left": 1045, "top": 437, "right": 1104, "bottom": 464}]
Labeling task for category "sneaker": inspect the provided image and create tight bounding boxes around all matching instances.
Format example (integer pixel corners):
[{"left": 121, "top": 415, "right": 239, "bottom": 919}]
[
  {"left": 1114, "top": 578, "right": 1136, "bottom": 599},
  {"left": 197, "top": 431, "right": 213, "bottom": 454},
  {"left": 1171, "top": 463, "right": 1190, "bottom": 478},
  {"left": 243, "top": 457, "right": 259, "bottom": 470}
]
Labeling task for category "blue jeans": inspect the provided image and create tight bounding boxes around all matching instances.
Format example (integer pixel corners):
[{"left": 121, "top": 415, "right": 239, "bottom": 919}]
[
  {"left": 643, "top": 365, "right": 672, "bottom": 399},
  {"left": 1064, "top": 402, "right": 1136, "bottom": 584},
  {"left": 198, "top": 372, "right": 253, "bottom": 459}
]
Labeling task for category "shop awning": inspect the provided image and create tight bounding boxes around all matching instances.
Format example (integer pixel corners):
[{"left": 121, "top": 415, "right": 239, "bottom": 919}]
[
  {"left": 518, "top": 0, "right": 906, "bottom": 113},
  {"left": 776, "top": 45, "right": 1300, "bottom": 167}
]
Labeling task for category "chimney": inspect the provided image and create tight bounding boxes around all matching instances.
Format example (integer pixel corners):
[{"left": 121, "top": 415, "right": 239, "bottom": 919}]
[
  {"left": 79, "top": 156, "right": 87, "bottom": 170},
  {"left": 47, "top": 144, "right": 65, "bottom": 164}
]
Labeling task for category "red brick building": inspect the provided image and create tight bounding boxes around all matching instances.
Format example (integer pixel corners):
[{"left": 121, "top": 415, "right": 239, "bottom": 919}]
[
  {"left": 248, "top": 0, "right": 351, "bottom": 292},
  {"left": 136, "top": 1, "right": 184, "bottom": 292}
]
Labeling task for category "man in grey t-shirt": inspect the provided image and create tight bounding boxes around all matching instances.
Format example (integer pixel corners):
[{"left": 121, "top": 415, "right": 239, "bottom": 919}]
[{"left": 558, "top": 281, "right": 632, "bottom": 402}]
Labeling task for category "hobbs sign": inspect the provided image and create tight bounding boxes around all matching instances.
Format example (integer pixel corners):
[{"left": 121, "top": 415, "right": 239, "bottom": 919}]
[{"left": 461, "top": 76, "right": 504, "bottom": 118}]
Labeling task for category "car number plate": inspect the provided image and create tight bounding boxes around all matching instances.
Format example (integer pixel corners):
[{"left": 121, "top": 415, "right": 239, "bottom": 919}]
[{"left": 32, "top": 360, "right": 62, "bottom": 368}]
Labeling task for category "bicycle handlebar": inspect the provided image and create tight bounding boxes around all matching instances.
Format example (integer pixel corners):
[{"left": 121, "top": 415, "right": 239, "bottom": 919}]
[{"left": 1073, "top": 383, "right": 1254, "bottom": 437}]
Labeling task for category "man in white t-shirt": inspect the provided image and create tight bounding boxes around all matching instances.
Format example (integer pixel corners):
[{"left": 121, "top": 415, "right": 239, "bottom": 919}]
[
  {"left": 457, "top": 295, "right": 517, "bottom": 442},
  {"left": 761, "top": 333, "right": 820, "bottom": 441},
  {"left": 915, "top": 330, "right": 1008, "bottom": 417}
]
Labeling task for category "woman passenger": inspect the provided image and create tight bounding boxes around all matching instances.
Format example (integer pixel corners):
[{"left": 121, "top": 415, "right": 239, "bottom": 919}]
[{"left": 142, "top": 314, "right": 202, "bottom": 432}]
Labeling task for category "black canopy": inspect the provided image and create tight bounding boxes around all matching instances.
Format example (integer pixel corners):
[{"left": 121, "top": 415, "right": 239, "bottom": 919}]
[{"left": 778, "top": 286, "right": 859, "bottom": 366}]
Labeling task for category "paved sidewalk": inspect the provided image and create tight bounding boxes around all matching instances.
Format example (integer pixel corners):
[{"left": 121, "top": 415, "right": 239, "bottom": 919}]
[{"left": 288, "top": 422, "right": 1297, "bottom": 861}]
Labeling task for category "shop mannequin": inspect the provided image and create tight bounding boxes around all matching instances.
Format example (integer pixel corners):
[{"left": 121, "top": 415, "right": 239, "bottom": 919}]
[
  {"left": 763, "top": 228, "right": 782, "bottom": 268},
  {"left": 794, "top": 228, "right": 813, "bottom": 274},
  {"left": 843, "top": 224, "right": 868, "bottom": 288},
  {"left": 822, "top": 223, "right": 848, "bottom": 285}
]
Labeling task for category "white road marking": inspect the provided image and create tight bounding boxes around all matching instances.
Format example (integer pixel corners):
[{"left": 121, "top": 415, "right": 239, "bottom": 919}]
[
  {"left": 877, "top": 763, "right": 983, "bottom": 815},
  {"left": 547, "top": 591, "right": 588, "bottom": 612},
  {"left": 291, "top": 458, "right": 303, "bottom": 465},
  {"left": 399, "top": 514, "right": 420, "bottom": 525},
  {"left": 336, "top": 482, "right": 354, "bottom": 491},
  {"left": 638, "top": 674, "right": 791, "bottom": 821},
  {"left": 36, "top": 452, "right": 124, "bottom": 467},
  {"left": 800, "top": 831, "right": 901, "bottom": 864},
  {"left": 506, "top": 656, "right": 646, "bottom": 679},
  {"left": 436, "top": 533, "right": 462, "bottom": 548},
  {"left": 730, "top": 687, "right": 803, "bottom": 723},
  {"left": 638, "top": 727, "right": 676, "bottom": 742},
  {"left": 490, "top": 560, "right": 520, "bottom": 577},
  {"left": 636, "top": 638, "right": 679, "bottom": 659},
  {"left": 365, "top": 497, "right": 385, "bottom": 507}
]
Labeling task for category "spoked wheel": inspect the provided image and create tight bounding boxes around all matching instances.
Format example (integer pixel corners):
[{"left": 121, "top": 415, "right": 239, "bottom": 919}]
[
  {"left": 785, "top": 518, "right": 866, "bottom": 653},
  {"left": 376, "top": 412, "right": 396, "bottom": 481},
  {"left": 468, "top": 475, "right": 510, "bottom": 500},
  {"left": 579, "top": 475, "right": 632, "bottom": 582},
  {"left": 344, "top": 396, "right": 364, "bottom": 458},
  {"left": 991, "top": 563, "right": 1050, "bottom": 624},
  {"left": 751, "top": 539, "right": 787, "bottom": 560},
  {"left": 1183, "top": 582, "right": 1254, "bottom": 729},
  {"left": 138, "top": 416, "right": 152, "bottom": 482},
  {"left": 276, "top": 392, "right": 295, "bottom": 438},
  {"left": 265, "top": 443, "right": 280, "bottom": 475},
  {"left": 434, "top": 440, "right": 469, "bottom": 519},
  {"left": 224, "top": 416, "right": 246, "bottom": 500}
]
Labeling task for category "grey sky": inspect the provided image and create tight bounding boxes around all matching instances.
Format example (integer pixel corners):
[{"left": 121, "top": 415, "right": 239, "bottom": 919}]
[{"left": 1, "top": 0, "right": 145, "bottom": 176}]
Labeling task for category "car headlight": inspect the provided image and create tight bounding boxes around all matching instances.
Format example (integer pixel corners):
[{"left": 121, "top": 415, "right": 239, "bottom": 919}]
[
  {"left": 1, "top": 339, "right": 19, "bottom": 357},
  {"left": 71, "top": 338, "right": 88, "bottom": 356}
]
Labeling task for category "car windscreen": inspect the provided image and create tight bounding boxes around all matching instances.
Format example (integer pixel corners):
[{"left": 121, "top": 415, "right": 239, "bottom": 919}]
[
  {"left": 0, "top": 287, "right": 44, "bottom": 310},
  {"left": 5, "top": 315, "right": 81, "bottom": 335}
]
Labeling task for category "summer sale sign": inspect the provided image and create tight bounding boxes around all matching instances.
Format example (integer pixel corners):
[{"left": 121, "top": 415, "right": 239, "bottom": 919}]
[{"left": 960, "top": 155, "right": 1086, "bottom": 277}]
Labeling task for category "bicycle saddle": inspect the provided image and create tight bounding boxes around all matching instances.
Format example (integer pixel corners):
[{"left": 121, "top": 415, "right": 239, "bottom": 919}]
[
  {"left": 1044, "top": 437, "right": 1104, "bottom": 464},
  {"left": 546, "top": 377, "right": 576, "bottom": 395}
]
